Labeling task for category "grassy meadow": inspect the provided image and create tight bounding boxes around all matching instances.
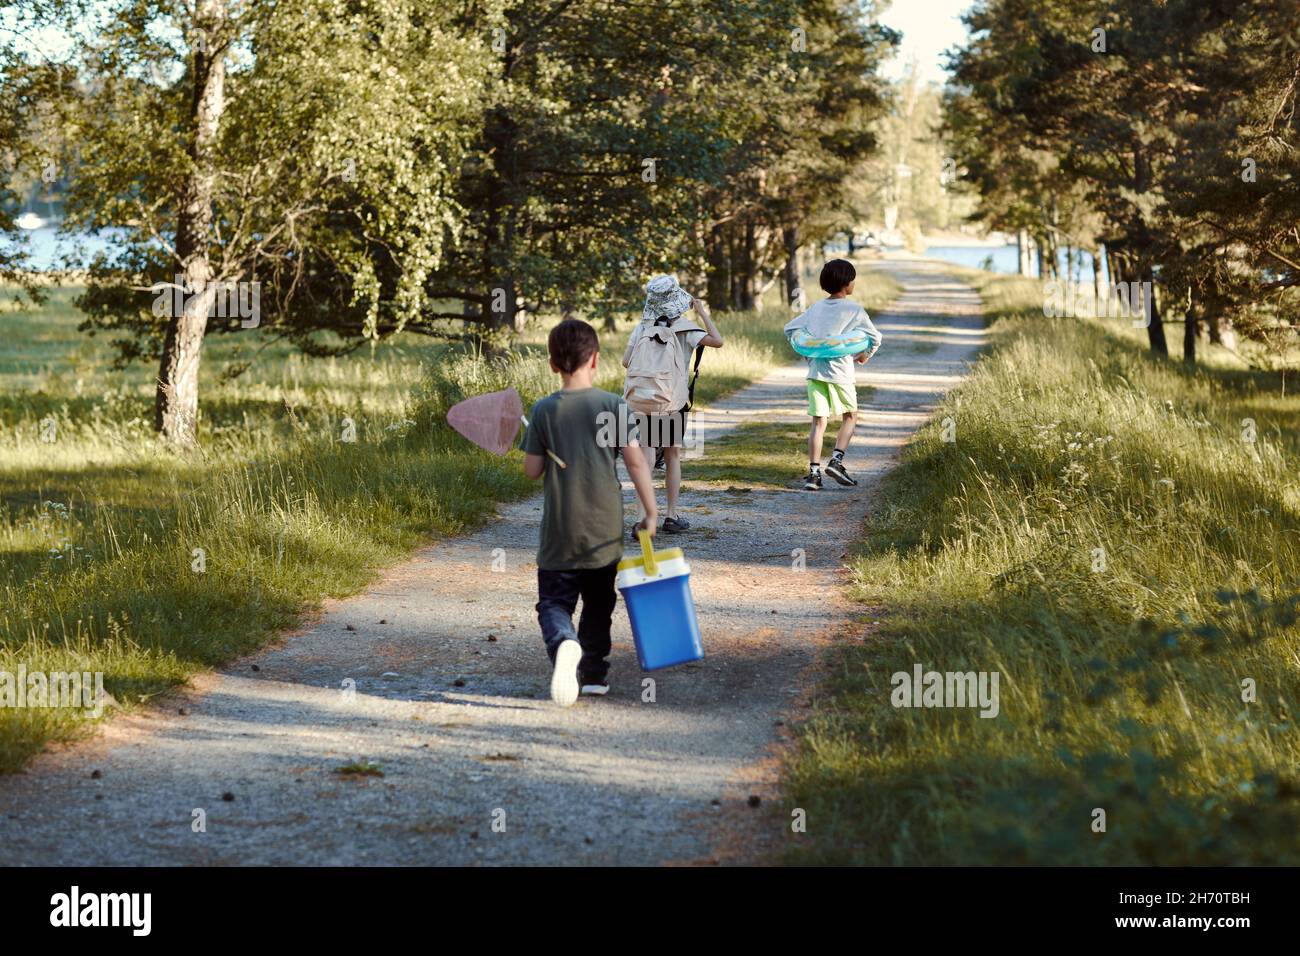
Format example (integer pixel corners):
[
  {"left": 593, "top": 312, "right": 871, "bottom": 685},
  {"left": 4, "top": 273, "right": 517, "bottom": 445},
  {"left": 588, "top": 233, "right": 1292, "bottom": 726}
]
[
  {"left": 0, "top": 269, "right": 900, "bottom": 772},
  {"left": 782, "top": 267, "right": 1300, "bottom": 864}
]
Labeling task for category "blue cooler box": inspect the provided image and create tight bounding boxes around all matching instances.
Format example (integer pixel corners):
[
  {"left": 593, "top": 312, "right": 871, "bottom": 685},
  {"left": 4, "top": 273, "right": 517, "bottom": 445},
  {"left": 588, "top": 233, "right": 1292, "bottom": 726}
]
[{"left": 616, "top": 531, "right": 704, "bottom": 671}]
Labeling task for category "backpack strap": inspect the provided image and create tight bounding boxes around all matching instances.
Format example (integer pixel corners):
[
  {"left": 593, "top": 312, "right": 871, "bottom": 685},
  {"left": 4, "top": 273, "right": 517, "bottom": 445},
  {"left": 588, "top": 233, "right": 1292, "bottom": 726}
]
[{"left": 685, "top": 342, "right": 705, "bottom": 411}]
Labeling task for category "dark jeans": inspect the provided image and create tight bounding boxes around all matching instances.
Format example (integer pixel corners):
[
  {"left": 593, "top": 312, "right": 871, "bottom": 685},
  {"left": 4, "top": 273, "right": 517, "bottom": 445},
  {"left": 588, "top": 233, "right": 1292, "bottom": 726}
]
[{"left": 536, "top": 562, "right": 618, "bottom": 683}]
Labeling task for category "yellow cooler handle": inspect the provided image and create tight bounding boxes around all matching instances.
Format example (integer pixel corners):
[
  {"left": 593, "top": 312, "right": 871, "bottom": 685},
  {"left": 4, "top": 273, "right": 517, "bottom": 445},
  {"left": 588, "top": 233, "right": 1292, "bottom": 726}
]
[{"left": 637, "top": 529, "right": 657, "bottom": 577}]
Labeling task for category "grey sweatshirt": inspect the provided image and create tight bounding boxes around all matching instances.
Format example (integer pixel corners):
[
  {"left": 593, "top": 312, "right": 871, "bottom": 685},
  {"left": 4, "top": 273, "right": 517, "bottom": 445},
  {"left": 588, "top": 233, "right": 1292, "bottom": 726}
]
[{"left": 783, "top": 297, "right": 882, "bottom": 387}]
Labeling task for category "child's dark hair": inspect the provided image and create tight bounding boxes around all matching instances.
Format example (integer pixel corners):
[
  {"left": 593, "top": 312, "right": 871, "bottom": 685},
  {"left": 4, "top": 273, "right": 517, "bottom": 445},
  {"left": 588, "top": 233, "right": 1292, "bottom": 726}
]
[
  {"left": 547, "top": 318, "right": 600, "bottom": 374},
  {"left": 819, "top": 258, "right": 857, "bottom": 294}
]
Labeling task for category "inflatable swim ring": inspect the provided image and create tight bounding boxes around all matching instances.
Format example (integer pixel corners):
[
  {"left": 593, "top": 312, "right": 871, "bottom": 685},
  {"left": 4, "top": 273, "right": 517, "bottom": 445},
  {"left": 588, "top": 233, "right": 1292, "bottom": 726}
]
[{"left": 790, "top": 327, "right": 881, "bottom": 359}]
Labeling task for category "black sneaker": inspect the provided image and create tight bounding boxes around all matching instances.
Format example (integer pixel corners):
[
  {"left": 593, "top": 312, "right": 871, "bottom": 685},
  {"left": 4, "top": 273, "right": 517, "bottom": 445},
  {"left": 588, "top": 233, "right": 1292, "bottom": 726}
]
[
  {"left": 654, "top": 448, "right": 666, "bottom": 471},
  {"left": 579, "top": 680, "right": 610, "bottom": 697},
  {"left": 662, "top": 516, "right": 691, "bottom": 533},
  {"left": 802, "top": 469, "right": 822, "bottom": 491},
  {"left": 825, "top": 458, "right": 858, "bottom": 486}
]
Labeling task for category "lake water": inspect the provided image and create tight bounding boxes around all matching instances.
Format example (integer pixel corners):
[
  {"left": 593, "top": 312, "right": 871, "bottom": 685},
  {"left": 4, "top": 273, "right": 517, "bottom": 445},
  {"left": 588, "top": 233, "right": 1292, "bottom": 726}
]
[
  {"left": 921, "top": 243, "right": 1110, "bottom": 283},
  {"left": 7, "top": 225, "right": 134, "bottom": 270},
  {"left": 13, "top": 226, "right": 1109, "bottom": 284}
]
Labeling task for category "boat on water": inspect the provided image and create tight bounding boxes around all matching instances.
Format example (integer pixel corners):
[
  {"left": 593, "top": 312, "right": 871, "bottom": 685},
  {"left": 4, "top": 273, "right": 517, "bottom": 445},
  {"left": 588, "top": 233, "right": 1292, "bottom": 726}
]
[{"left": 16, "top": 212, "right": 45, "bottom": 230}]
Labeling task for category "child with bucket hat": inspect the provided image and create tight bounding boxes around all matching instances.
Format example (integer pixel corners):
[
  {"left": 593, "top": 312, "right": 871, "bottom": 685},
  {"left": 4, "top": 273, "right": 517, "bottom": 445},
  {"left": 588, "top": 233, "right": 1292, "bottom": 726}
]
[{"left": 622, "top": 274, "right": 724, "bottom": 534}]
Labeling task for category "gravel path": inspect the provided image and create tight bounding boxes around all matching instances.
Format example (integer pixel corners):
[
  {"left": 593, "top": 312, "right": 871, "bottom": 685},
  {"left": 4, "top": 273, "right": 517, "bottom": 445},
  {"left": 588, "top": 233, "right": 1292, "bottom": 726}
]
[{"left": 0, "top": 257, "right": 985, "bottom": 866}]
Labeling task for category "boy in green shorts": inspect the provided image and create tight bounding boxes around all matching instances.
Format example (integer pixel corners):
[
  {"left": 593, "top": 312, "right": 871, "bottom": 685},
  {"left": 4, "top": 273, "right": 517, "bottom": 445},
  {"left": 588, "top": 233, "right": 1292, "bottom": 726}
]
[{"left": 783, "top": 259, "right": 882, "bottom": 490}]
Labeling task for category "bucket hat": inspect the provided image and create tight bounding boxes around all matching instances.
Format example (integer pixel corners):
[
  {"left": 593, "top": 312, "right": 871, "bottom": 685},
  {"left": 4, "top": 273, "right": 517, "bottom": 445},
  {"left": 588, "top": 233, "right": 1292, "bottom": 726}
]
[{"left": 641, "top": 274, "right": 695, "bottom": 325}]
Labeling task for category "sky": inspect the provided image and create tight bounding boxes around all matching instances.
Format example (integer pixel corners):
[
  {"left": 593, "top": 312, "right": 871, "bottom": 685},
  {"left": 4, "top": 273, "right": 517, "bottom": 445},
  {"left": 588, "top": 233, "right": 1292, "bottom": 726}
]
[
  {"left": 876, "top": 0, "right": 975, "bottom": 87},
  {"left": 7, "top": 1, "right": 980, "bottom": 89}
]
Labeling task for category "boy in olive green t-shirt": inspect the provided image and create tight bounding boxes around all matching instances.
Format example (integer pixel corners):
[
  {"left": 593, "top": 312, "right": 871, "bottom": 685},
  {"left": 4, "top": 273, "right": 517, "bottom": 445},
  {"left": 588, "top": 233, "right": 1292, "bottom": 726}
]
[{"left": 522, "top": 319, "right": 658, "bottom": 707}]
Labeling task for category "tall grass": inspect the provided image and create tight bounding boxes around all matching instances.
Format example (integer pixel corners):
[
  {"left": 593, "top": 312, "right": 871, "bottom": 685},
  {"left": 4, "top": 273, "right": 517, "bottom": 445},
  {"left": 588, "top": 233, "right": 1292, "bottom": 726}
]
[
  {"left": 0, "top": 389, "right": 535, "bottom": 771},
  {"left": 784, "top": 269, "right": 1300, "bottom": 865}
]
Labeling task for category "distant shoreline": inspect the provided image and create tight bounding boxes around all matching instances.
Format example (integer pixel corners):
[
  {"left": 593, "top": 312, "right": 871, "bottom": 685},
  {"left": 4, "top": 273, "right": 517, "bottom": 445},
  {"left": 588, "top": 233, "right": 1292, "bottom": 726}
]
[{"left": 920, "top": 233, "right": 1014, "bottom": 248}]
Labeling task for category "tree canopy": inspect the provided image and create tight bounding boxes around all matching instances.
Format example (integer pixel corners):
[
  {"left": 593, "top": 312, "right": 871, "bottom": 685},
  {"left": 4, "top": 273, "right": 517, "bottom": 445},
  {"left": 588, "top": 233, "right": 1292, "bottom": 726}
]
[{"left": 945, "top": 0, "right": 1300, "bottom": 361}]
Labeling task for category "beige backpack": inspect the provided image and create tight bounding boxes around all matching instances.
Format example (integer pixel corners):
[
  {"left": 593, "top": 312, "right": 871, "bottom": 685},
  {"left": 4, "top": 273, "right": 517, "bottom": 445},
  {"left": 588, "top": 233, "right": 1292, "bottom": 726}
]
[{"left": 624, "top": 317, "right": 702, "bottom": 415}]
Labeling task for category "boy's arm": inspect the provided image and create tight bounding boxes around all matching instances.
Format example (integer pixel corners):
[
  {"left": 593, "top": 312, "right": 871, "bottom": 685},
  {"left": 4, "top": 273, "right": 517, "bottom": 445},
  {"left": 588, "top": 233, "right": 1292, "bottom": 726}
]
[
  {"left": 691, "top": 297, "right": 724, "bottom": 348},
  {"left": 621, "top": 442, "right": 658, "bottom": 535},
  {"left": 521, "top": 404, "right": 549, "bottom": 478},
  {"left": 854, "top": 310, "right": 882, "bottom": 363},
  {"left": 782, "top": 312, "right": 809, "bottom": 345},
  {"left": 622, "top": 327, "right": 638, "bottom": 368}
]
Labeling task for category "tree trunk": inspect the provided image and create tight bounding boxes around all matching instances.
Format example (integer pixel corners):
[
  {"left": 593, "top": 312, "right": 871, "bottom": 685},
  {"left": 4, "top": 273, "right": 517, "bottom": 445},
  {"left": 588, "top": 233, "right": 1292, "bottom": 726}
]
[
  {"left": 727, "top": 229, "right": 739, "bottom": 310},
  {"left": 499, "top": 200, "right": 523, "bottom": 333},
  {"left": 782, "top": 225, "right": 800, "bottom": 308},
  {"left": 1092, "top": 246, "right": 1102, "bottom": 309},
  {"left": 156, "top": 0, "right": 226, "bottom": 446},
  {"left": 1202, "top": 285, "right": 1237, "bottom": 351},
  {"left": 1183, "top": 301, "right": 1198, "bottom": 367},
  {"left": 506, "top": 273, "right": 524, "bottom": 333},
  {"left": 1143, "top": 264, "right": 1169, "bottom": 357},
  {"left": 706, "top": 224, "right": 728, "bottom": 311},
  {"left": 484, "top": 197, "right": 521, "bottom": 340},
  {"left": 1109, "top": 246, "right": 1133, "bottom": 319},
  {"left": 1217, "top": 315, "right": 1237, "bottom": 351},
  {"left": 480, "top": 35, "right": 522, "bottom": 343},
  {"left": 729, "top": 227, "right": 747, "bottom": 311},
  {"left": 1017, "top": 229, "right": 1032, "bottom": 276},
  {"left": 1129, "top": 143, "right": 1168, "bottom": 357},
  {"left": 738, "top": 220, "right": 756, "bottom": 311},
  {"left": 1207, "top": 312, "right": 1237, "bottom": 351}
]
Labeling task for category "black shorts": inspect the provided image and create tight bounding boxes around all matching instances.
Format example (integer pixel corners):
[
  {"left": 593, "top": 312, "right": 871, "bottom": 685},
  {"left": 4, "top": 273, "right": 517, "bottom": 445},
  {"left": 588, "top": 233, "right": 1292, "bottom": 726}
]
[{"left": 637, "top": 407, "right": 688, "bottom": 449}]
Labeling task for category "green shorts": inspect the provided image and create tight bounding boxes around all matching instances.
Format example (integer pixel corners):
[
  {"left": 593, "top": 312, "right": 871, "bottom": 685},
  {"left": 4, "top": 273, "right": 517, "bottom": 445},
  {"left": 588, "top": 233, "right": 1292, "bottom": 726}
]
[{"left": 806, "top": 379, "right": 857, "bottom": 418}]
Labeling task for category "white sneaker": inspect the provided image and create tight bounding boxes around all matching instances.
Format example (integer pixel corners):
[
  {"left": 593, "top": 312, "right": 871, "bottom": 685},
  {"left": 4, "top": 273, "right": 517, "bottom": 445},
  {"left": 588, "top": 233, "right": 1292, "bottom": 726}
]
[{"left": 550, "top": 640, "right": 581, "bottom": 707}]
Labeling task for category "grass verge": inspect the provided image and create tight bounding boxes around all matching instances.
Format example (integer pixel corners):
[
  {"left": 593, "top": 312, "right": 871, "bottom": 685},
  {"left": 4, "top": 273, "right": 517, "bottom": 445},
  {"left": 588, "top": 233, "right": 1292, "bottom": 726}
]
[{"left": 782, "top": 267, "right": 1300, "bottom": 865}]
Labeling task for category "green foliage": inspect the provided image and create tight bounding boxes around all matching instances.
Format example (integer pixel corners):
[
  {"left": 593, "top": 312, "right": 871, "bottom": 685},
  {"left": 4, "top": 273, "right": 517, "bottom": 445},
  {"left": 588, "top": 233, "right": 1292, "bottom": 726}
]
[
  {"left": 701, "top": 0, "right": 897, "bottom": 310},
  {"left": 54, "top": 0, "right": 490, "bottom": 363},
  {"left": 421, "top": 1, "right": 898, "bottom": 323}
]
